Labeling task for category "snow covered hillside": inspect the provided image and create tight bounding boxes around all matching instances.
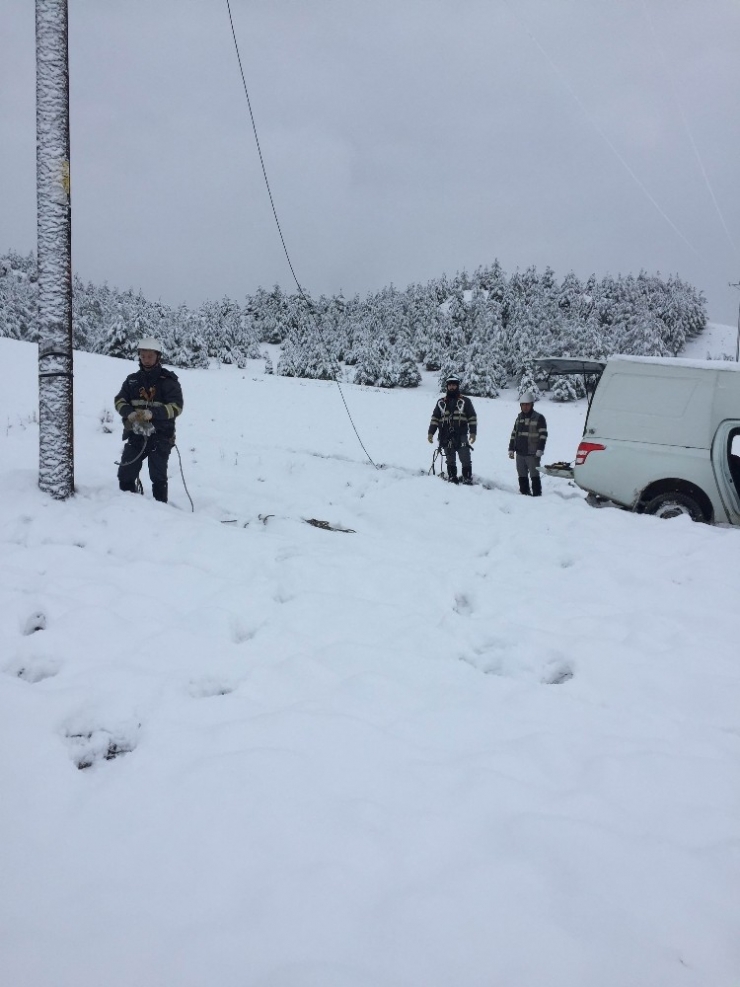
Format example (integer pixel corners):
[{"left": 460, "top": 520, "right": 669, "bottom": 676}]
[
  {"left": 1, "top": 336, "right": 739, "bottom": 987},
  {"left": 682, "top": 319, "right": 739, "bottom": 361}
]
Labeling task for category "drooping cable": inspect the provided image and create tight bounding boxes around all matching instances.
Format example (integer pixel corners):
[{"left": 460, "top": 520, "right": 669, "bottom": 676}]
[
  {"left": 224, "top": 0, "right": 379, "bottom": 469},
  {"left": 173, "top": 443, "right": 195, "bottom": 511}
]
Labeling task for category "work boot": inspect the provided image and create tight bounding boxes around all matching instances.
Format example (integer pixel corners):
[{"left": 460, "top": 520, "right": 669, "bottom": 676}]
[
  {"left": 531, "top": 475, "right": 542, "bottom": 497},
  {"left": 518, "top": 476, "right": 531, "bottom": 496},
  {"left": 119, "top": 479, "right": 138, "bottom": 494},
  {"left": 448, "top": 474, "right": 459, "bottom": 484},
  {"left": 152, "top": 481, "right": 168, "bottom": 503}
]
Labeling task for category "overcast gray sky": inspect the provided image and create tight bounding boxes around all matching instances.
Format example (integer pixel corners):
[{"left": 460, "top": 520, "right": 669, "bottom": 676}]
[{"left": 3, "top": 1, "right": 740, "bottom": 325}]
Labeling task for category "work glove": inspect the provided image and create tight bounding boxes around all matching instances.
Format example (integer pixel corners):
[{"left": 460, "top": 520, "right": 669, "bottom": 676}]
[
  {"left": 128, "top": 409, "right": 153, "bottom": 424},
  {"left": 427, "top": 434, "right": 434, "bottom": 443},
  {"left": 508, "top": 451, "right": 515, "bottom": 460},
  {"left": 535, "top": 451, "right": 543, "bottom": 459},
  {"left": 132, "top": 421, "right": 155, "bottom": 437},
  {"left": 469, "top": 434, "right": 476, "bottom": 445}
]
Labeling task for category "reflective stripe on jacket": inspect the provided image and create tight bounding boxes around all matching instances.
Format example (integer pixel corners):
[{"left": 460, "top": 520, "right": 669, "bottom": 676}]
[
  {"left": 115, "top": 363, "right": 183, "bottom": 437},
  {"left": 508, "top": 409, "right": 547, "bottom": 457},
  {"left": 428, "top": 394, "right": 477, "bottom": 447}
]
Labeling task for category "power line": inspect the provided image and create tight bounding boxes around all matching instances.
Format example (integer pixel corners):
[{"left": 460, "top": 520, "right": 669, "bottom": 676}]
[
  {"left": 224, "top": 0, "right": 379, "bottom": 469},
  {"left": 501, "top": 0, "right": 701, "bottom": 257},
  {"left": 639, "top": 0, "right": 740, "bottom": 261}
]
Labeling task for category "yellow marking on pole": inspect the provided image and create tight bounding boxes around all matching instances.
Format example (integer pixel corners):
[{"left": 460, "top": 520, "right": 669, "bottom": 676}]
[{"left": 61, "top": 160, "right": 70, "bottom": 196}]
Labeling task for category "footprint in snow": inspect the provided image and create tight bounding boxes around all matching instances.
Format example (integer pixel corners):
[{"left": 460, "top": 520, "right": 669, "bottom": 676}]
[
  {"left": 230, "top": 620, "right": 259, "bottom": 645},
  {"left": 453, "top": 593, "right": 473, "bottom": 615},
  {"left": 542, "top": 662, "right": 574, "bottom": 685},
  {"left": 22, "top": 611, "right": 47, "bottom": 635},
  {"left": 6, "top": 655, "right": 62, "bottom": 683},
  {"left": 188, "top": 678, "right": 236, "bottom": 698},
  {"left": 62, "top": 722, "right": 140, "bottom": 770}
]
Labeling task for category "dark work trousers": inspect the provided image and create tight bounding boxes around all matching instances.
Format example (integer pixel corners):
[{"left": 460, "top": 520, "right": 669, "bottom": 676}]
[
  {"left": 118, "top": 432, "right": 173, "bottom": 502},
  {"left": 444, "top": 442, "right": 472, "bottom": 481},
  {"left": 516, "top": 453, "right": 542, "bottom": 495}
]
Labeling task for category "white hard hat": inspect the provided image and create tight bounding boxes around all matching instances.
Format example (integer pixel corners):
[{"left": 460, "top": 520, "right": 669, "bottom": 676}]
[
  {"left": 519, "top": 391, "right": 536, "bottom": 403},
  {"left": 137, "top": 337, "right": 163, "bottom": 354}
]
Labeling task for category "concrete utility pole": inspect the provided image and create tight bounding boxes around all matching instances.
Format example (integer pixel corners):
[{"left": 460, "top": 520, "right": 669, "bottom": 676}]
[
  {"left": 730, "top": 282, "right": 740, "bottom": 363},
  {"left": 36, "top": 0, "right": 74, "bottom": 498}
]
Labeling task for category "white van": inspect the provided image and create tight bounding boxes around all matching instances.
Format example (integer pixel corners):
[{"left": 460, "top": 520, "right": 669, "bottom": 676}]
[{"left": 536, "top": 356, "right": 740, "bottom": 525}]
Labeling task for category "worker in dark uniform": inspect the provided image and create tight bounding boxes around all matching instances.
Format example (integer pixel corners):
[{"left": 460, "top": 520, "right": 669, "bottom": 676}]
[
  {"left": 114, "top": 337, "right": 183, "bottom": 503},
  {"left": 427, "top": 374, "right": 477, "bottom": 484},
  {"left": 508, "top": 391, "right": 548, "bottom": 496}
]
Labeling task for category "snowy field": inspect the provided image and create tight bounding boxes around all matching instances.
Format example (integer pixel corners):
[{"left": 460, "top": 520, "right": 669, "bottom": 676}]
[
  {"left": 682, "top": 320, "right": 739, "bottom": 362},
  {"left": 1, "top": 331, "right": 739, "bottom": 987}
]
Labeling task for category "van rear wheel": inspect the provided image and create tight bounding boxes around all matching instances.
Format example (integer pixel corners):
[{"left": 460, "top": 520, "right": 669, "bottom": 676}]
[{"left": 643, "top": 491, "right": 705, "bottom": 522}]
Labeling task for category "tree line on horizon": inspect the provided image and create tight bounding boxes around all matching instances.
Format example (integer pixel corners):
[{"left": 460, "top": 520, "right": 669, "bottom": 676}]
[{"left": 0, "top": 249, "right": 707, "bottom": 401}]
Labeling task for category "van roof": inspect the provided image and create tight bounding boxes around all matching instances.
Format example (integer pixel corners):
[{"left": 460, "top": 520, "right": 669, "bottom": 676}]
[{"left": 609, "top": 354, "right": 740, "bottom": 373}]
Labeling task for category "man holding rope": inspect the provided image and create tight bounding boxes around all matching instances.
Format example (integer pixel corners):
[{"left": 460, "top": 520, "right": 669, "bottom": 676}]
[
  {"left": 427, "top": 373, "right": 477, "bottom": 484},
  {"left": 114, "top": 337, "right": 183, "bottom": 503}
]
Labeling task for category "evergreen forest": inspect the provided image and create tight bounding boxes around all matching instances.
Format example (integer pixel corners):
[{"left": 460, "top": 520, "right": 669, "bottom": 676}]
[{"left": 0, "top": 250, "right": 707, "bottom": 400}]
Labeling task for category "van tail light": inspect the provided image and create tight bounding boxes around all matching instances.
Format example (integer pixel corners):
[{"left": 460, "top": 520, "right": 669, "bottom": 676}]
[{"left": 575, "top": 441, "right": 606, "bottom": 466}]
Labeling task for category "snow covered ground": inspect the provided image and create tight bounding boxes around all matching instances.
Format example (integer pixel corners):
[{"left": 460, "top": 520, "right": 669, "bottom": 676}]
[
  {"left": 682, "top": 319, "right": 739, "bottom": 361},
  {"left": 1, "top": 330, "right": 739, "bottom": 987}
]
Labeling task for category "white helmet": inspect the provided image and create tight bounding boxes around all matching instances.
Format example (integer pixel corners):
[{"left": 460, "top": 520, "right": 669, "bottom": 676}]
[
  {"left": 519, "top": 391, "right": 536, "bottom": 403},
  {"left": 137, "top": 337, "right": 163, "bottom": 354}
]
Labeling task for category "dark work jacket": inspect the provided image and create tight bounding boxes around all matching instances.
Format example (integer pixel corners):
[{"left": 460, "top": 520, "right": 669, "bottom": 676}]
[
  {"left": 114, "top": 363, "right": 183, "bottom": 439},
  {"left": 508, "top": 409, "right": 548, "bottom": 457},
  {"left": 428, "top": 393, "right": 477, "bottom": 448}
]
